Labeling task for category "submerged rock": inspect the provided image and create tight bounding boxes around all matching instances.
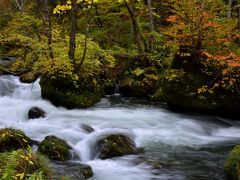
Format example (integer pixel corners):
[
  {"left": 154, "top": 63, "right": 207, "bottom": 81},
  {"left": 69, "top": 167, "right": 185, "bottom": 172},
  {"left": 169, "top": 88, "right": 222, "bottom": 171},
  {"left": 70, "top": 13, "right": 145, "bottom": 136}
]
[
  {"left": 0, "top": 128, "right": 32, "bottom": 152},
  {"left": 225, "top": 145, "right": 240, "bottom": 180},
  {"left": 52, "top": 161, "right": 94, "bottom": 180},
  {"left": 80, "top": 124, "right": 94, "bottom": 133},
  {"left": 38, "top": 135, "right": 72, "bottom": 161},
  {"left": 28, "top": 107, "right": 46, "bottom": 119},
  {"left": 95, "top": 134, "right": 137, "bottom": 159}
]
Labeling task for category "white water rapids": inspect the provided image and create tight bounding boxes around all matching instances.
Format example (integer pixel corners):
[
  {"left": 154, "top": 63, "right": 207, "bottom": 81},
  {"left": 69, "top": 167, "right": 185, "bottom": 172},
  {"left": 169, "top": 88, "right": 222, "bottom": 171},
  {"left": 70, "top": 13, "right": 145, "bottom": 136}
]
[{"left": 0, "top": 75, "right": 240, "bottom": 180}]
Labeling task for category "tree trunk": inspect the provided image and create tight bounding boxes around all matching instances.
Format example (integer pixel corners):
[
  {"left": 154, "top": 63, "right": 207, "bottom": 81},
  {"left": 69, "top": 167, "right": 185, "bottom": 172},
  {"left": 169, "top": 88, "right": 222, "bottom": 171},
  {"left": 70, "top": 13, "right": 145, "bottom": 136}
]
[
  {"left": 123, "top": 0, "right": 144, "bottom": 55},
  {"left": 238, "top": 0, "right": 240, "bottom": 30},
  {"left": 147, "top": 0, "right": 155, "bottom": 52},
  {"left": 78, "top": 0, "right": 94, "bottom": 70},
  {"left": 41, "top": 0, "right": 54, "bottom": 59},
  {"left": 69, "top": 0, "right": 78, "bottom": 71},
  {"left": 228, "top": 0, "right": 232, "bottom": 18}
]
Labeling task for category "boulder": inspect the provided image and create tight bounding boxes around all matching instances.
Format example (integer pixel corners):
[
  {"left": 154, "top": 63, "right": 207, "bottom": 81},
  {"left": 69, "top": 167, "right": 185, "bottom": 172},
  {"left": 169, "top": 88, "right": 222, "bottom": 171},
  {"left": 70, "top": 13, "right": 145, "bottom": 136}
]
[
  {"left": 38, "top": 136, "right": 72, "bottom": 161},
  {"left": 28, "top": 107, "right": 46, "bottom": 119},
  {"left": 52, "top": 161, "right": 94, "bottom": 180},
  {"left": 95, "top": 134, "right": 137, "bottom": 159},
  {"left": 40, "top": 76, "right": 103, "bottom": 109},
  {"left": 225, "top": 145, "right": 240, "bottom": 180},
  {"left": 0, "top": 128, "right": 32, "bottom": 152},
  {"left": 162, "top": 67, "right": 240, "bottom": 119}
]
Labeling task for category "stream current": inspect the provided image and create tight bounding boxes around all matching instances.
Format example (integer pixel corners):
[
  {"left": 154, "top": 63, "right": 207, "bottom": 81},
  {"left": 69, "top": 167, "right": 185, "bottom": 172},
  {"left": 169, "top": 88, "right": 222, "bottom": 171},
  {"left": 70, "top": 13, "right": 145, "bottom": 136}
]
[{"left": 0, "top": 75, "right": 240, "bottom": 180}]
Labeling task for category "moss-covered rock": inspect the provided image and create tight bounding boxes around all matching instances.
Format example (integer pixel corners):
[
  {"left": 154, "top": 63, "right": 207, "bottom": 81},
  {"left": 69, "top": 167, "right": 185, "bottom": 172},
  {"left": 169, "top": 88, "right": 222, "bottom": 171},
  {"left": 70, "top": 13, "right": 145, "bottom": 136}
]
[
  {"left": 20, "top": 71, "right": 40, "bottom": 83},
  {"left": 162, "top": 57, "right": 240, "bottom": 118},
  {"left": 40, "top": 75, "right": 103, "bottom": 109},
  {"left": 0, "top": 128, "right": 32, "bottom": 152},
  {"left": 224, "top": 145, "right": 240, "bottom": 180},
  {"left": 95, "top": 134, "right": 137, "bottom": 159},
  {"left": 38, "top": 136, "right": 72, "bottom": 161}
]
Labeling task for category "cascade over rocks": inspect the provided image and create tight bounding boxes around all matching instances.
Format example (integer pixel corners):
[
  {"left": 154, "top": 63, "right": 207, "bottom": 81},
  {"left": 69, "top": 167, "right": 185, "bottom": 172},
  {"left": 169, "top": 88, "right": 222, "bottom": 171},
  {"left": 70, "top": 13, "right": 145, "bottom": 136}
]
[
  {"left": 95, "top": 134, "right": 137, "bottom": 159},
  {"left": 0, "top": 128, "right": 32, "bottom": 152},
  {"left": 28, "top": 107, "right": 46, "bottom": 119},
  {"left": 38, "top": 135, "right": 72, "bottom": 161}
]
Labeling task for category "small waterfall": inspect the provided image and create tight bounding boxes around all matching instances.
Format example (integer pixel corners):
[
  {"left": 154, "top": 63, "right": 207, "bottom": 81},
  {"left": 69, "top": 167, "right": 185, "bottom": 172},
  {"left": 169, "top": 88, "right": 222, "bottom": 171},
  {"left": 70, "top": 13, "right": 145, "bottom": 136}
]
[
  {"left": 114, "top": 83, "right": 120, "bottom": 94},
  {"left": 0, "top": 76, "right": 18, "bottom": 96}
]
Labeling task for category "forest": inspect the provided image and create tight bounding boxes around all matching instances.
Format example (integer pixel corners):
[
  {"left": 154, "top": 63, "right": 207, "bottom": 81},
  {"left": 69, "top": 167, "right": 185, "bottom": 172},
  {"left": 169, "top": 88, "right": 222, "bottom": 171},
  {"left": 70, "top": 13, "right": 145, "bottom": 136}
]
[{"left": 0, "top": 0, "right": 240, "bottom": 179}]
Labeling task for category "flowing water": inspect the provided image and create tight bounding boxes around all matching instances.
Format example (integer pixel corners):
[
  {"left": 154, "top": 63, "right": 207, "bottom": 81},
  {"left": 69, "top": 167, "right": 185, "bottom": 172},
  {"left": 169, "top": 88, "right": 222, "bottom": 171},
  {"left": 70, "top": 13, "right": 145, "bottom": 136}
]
[{"left": 0, "top": 75, "right": 240, "bottom": 180}]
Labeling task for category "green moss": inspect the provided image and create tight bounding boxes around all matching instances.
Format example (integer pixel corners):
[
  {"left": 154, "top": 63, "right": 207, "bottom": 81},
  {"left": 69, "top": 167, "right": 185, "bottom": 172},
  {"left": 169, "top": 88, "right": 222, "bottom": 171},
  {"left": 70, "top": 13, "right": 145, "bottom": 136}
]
[
  {"left": 225, "top": 145, "right": 240, "bottom": 180},
  {"left": 96, "top": 134, "right": 136, "bottom": 159},
  {"left": 162, "top": 68, "right": 240, "bottom": 118},
  {"left": 20, "top": 71, "right": 40, "bottom": 83},
  {"left": 40, "top": 76, "right": 103, "bottom": 109},
  {"left": 38, "top": 136, "right": 72, "bottom": 161},
  {"left": 0, "top": 128, "right": 32, "bottom": 152}
]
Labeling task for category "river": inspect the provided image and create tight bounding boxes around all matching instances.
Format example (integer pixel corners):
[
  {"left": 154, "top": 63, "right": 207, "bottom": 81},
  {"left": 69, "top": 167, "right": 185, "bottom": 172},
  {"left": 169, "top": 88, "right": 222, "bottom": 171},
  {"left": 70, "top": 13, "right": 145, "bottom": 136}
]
[{"left": 0, "top": 75, "right": 240, "bottom": 180}]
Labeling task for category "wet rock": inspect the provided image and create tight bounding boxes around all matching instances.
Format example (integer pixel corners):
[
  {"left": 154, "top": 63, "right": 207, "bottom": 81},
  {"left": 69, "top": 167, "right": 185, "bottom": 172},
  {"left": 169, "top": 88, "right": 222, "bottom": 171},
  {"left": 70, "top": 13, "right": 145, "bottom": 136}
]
[
  {"left": 95, "top": 134, "right": 137, "bottom": 159},
  {"left": 0, "top": 128, "right": 32, "bottom": 152},
  {"left": 80, "top": 124, "right": 94, "bottom": 133},
  {"left": 38, "top": 135, "right": 72, "bottom": 161},
  {"left": 28, "top": 107, "right": 46, "bottom": 119},
  {"left": 225, "top": 145, "right": 240, "bottom": 180},
  {"left": 52, "top": 161, "right": 94, "bottom": 180}
]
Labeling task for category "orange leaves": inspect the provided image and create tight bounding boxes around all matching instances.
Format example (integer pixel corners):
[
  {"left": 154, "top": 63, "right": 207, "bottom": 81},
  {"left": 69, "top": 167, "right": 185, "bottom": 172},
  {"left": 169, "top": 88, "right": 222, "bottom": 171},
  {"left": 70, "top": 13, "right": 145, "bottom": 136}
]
[{"left": 167, "top": 15, "right": 178, "bottom": 23}]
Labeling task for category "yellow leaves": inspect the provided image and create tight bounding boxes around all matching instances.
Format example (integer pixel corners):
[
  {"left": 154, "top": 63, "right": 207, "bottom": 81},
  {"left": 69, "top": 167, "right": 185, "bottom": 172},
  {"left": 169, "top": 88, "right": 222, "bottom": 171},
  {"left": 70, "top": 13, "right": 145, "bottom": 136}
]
[
  {"left": 15, "top": 173, "right": 24, "bottom": 180},
  {"left": 53, "top": 4, "right": 72, "bottom": 14},
  {"left": 197, "top": 85, "right": 214, "bottom": 94},
  {"left": 132, "top": 68, "right": 145, "bottom": 76}
]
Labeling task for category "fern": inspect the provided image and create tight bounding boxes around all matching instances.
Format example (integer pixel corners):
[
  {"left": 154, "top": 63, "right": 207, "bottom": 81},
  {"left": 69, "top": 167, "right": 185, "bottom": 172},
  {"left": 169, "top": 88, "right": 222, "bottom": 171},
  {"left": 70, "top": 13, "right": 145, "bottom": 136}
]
[{"left": 1, "top": 151, "right": 18, "bottom": 180}]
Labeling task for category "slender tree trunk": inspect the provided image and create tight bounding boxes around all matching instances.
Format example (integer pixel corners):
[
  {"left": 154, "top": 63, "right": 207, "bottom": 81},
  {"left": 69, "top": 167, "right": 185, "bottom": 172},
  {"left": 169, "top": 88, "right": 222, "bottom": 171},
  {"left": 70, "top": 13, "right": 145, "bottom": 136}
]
[
  {"left": 238, "top": 0, "right": 240, "bottom": 30},
  {"left": 78, "top": 0, "right": 94, "bottom": 70},
  {"left": 42, "top": 0, "right": 54, "bottom": 59},
  {"left": 228, "top": 0, "right": 232, "bottom": 18},
  {"left": 147, "top": 0, "right": 155, "bottom": 52},
  {"left": 93, "top": 4, "right": 103, "bottom": 28},
  {"left": 123, "top": 0, "right": 144, "bottom": 55},
  {"left": 69, "top": 0, "right": 78, "bottom": 71}
]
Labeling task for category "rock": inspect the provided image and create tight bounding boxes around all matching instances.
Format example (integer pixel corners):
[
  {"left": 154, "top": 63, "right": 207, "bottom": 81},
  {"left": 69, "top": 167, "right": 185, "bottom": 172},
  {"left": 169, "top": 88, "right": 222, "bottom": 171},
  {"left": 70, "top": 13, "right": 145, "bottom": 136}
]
[
  {"left": 224, "top": 145, "right": 240, "bottom": 180},
  {"left": 20, "top": 71, "right": 40, "bottom": 83},
  {"left": 162, "top": 68, "right": 240, "bottom": 119},
  {"left": 52, "top": 161, "right": 94, "bottom": 180},
  {"left": 95, "top": 134, "right": 137, "bottom": 159},
  {"left": 40, "top": 75, "right": 103, "bottom": 109},
  {"left": 28, "top": 107, "right": 46, "bottom": 119},
  {"left": 80, "top": 124, "right": 94, "bottom": 133},
  {"left": 38, "top": 136, "right": 72, "bottom": 161},
  {"left": 0, "top": 128, "right": 32, "bottom": 152}
]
